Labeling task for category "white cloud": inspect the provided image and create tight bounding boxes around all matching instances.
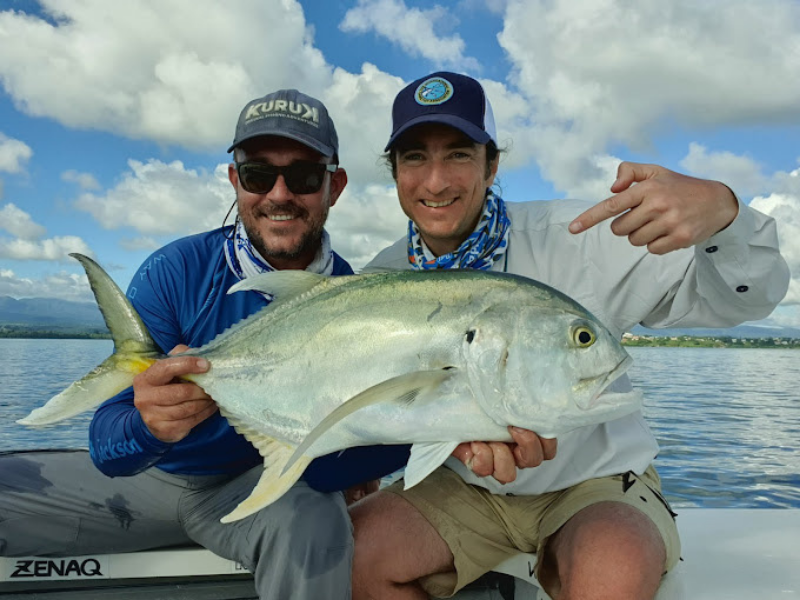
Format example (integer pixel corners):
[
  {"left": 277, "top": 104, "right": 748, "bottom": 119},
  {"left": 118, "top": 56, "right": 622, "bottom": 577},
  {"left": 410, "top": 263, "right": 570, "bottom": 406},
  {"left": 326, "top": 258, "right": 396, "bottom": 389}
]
[
  {"left": 495, "top": 0, "right": 800, "bottom": 193},
  {"left": 340, "top": 0, "right": 479, "bottom": 71},
  {"left": 0, "top": 203, "right": 92, "bottom": 266},
  {"left": 74, "top": 160, "right": 232, "bottom": 236},
  {"left": 0, "top": 268, "right": 93, "bottom": 302},
  {"left": 325, "top": 64, "right": 403, "bottom": 186},
  {"left": 0, "top": 0, "right": 332, "bottom": 151},
  {"left": 0, "top": 203, "right": 47, "bottom": 240},
  {"left": 680, "top": 144, "right": 769, "bottom": 197},
  {"left": 0, "top": 132, "right": 32, "bottom": 173},
  {"left": 750, "top": 169, "right": 800, "bottom": 308},
  {"left": 326, "top": 183, "right": 409, "bottom": 271},
  {"left": 62, "top": 169, "right": 101, "bottom": 191},
  {"left": 119, "top": 237, "right": 161, "bottom": 252},
  {"left": 0, "top": 235, "right": 93, "bottom": 262}
]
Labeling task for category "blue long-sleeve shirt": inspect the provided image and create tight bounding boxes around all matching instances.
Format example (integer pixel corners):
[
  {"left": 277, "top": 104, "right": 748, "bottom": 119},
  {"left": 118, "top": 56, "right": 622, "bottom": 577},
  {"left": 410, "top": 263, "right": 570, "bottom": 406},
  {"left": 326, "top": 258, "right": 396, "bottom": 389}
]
[{"left": 88, "top": 227, "right": 409, "bottom": 491}]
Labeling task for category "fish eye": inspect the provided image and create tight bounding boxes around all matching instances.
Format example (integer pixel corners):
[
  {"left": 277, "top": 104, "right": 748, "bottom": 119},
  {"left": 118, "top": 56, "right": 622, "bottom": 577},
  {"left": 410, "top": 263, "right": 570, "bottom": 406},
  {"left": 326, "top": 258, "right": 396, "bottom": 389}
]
[{"left": 572, "top": 326, "right": 596, "bottom": 348}]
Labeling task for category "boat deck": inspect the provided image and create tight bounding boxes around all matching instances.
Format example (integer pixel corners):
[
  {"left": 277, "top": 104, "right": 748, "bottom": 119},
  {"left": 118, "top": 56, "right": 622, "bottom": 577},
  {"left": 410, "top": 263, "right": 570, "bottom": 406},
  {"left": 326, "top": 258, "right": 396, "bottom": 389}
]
[{"left": 1, "top": 508, "right": 798, "bottom": 599}]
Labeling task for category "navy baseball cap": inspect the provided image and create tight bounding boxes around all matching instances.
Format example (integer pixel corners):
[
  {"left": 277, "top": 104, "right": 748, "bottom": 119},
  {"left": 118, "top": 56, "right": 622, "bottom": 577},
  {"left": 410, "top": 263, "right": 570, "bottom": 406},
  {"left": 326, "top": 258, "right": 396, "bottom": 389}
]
[
  {"left": 228, "top": 89, "right": 338, "bottom": 157},
  {"left": 385, "top": 72, "right": 497, "bottom": 151}
]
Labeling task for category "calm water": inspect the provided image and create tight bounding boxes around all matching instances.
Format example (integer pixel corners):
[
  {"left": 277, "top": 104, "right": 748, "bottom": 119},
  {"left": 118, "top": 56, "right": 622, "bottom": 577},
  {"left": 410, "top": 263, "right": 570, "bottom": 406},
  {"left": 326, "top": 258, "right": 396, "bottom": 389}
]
[{"left": 1, "top": 339, "right": 798, "bottom": 508}]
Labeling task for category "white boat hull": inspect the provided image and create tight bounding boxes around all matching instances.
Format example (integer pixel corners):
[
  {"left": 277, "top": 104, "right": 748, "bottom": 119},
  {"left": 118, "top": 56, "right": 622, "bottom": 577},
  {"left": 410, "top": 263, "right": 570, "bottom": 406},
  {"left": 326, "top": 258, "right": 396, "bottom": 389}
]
[{"left": 1, "top": 508, "right": 798, "bottom": 599}]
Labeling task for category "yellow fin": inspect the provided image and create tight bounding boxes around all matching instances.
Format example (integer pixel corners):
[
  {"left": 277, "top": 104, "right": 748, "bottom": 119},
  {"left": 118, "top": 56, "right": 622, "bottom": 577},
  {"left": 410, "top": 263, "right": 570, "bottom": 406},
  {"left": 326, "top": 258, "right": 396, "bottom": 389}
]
[
  {"left": 17, "top": 353, "right": 155, "bottom": 426},
  {"left": 282, "top": 369, "right": 455, "bottom": 475},
  {"left": 219, "top": 412, "right": 312, "bottom": 523}
]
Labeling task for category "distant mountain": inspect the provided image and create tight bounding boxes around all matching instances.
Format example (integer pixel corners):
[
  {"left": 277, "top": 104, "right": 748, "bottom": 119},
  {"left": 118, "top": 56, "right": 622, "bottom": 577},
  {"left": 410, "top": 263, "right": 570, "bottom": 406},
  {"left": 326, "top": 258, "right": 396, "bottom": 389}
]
[
  {"left": 0, "top": 296, "right": 106, "bottom": 330},
  {"left": 632, "top": 324, "right": 800, "bottom": 339}
]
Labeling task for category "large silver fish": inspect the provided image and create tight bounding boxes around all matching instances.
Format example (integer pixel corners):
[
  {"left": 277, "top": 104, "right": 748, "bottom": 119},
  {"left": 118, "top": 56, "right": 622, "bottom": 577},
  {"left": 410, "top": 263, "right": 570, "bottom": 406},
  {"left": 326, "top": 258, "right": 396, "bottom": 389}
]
[{"left": 20, "top": 254, "right": 641, "bottom": 522}]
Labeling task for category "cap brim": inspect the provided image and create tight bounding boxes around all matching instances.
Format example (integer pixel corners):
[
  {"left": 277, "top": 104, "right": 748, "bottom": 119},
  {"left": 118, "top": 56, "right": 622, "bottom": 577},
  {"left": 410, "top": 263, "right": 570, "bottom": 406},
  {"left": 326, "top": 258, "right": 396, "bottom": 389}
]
[
  {"left": 384, "top": 114, "right": 493, "bottom": 151},
  {"left": 227, "top": 131, "right": 336, "bottom": 157}
]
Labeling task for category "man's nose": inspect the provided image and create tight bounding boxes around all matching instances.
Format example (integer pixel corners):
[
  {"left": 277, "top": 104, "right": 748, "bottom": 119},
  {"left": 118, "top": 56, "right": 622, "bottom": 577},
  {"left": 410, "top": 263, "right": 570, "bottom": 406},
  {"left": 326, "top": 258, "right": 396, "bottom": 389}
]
[
  {"left": 267, "top": 174, "right": 293, "bottom": 202},
  {"left": 423, "top": 160, "right": 450, "bottom": 195}
]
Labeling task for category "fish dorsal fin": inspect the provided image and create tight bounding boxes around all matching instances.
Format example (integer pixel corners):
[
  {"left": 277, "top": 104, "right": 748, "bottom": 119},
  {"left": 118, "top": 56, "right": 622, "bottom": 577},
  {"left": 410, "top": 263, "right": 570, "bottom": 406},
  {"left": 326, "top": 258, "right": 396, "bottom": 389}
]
[
  {"left": 227, "top": 271, "right": 329, "bottom": 301},
  {"left": 404, "top": 442, "right": 461, "bottom": 489},
  {"left": 219, "top": 411, "right": 311, "bottom": 523},
  {"left": 282, "top": 369, "right": 457, "bottom": 474}
]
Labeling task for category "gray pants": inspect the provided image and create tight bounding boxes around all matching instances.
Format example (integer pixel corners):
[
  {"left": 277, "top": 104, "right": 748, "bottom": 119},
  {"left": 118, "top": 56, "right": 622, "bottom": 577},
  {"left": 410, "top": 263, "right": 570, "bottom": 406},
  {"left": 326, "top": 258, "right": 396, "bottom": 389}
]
[{"left": 0, "top": 449, "right": 352, "bottom": 599}]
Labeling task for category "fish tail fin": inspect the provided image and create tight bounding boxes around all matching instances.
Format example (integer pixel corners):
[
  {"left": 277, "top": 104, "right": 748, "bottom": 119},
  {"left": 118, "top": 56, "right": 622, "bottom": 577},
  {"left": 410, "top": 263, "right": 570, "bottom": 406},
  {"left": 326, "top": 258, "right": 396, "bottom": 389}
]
[
  {"left": 17, "top": 253, "right": 160, "bottom": 427},
  {"left": 221, "top": 433, "right": 312, "bottom": 523}
]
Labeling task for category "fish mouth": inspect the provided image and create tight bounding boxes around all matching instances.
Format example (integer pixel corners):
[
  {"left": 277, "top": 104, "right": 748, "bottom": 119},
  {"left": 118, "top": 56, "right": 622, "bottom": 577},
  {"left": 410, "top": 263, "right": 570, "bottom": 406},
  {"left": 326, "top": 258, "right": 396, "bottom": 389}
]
[
  {"left": 601, "top": 355, "right": 633, "bottom": 390},
  {"left": 576, "top": 355, "right": 633, "bottom": 410}
]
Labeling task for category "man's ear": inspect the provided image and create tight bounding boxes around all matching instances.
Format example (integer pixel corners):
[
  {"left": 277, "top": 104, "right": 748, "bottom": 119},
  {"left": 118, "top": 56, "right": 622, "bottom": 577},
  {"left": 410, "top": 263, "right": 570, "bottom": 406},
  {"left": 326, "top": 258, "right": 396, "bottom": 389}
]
[
  {"left": 328, "top": 168, "right": 348, "bottom": 207},
  {"left": 486, "top": 155, "right": 500, "bottom": 187},
  {"left": 228, "top": 163, "right": 239, "bottom": 189}
]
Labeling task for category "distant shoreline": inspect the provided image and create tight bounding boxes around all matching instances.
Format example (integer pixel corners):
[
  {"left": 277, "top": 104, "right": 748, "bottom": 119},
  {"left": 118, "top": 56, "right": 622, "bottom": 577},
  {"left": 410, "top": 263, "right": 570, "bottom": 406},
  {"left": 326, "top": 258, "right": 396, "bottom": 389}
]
[
  {"left": 622, "top": 334, "right": 800, "bottom": 349},
  {"left": 1, "top": 328, "right": 798, "bottom": 348},
  {"left": 0, "top": 327, "right": 111, "bottom": 340}
]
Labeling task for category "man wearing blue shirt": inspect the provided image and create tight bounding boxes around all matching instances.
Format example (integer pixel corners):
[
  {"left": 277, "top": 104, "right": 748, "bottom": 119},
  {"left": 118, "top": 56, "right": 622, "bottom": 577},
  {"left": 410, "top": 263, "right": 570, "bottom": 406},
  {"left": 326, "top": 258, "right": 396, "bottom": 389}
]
[{"left": 0, "top": 88, "right": 409, "bottom": 599}]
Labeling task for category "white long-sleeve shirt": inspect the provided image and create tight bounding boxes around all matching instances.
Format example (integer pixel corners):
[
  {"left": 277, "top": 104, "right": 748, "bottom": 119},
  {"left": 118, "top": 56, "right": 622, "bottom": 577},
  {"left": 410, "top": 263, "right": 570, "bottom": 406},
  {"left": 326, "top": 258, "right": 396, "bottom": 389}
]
[{"left": 365, "top": 197, "right": 790, "bottom": 495}]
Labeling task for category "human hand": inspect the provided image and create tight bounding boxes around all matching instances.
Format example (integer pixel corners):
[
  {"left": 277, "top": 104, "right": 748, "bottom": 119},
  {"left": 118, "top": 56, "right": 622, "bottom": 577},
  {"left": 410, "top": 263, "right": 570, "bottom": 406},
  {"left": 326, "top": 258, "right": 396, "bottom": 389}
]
[
  {"left": 451, "top": 427, "right": 558, "bottom": 484},
  {"left": 344, "top": 479, "right": 380, "bottom": 506},
  {"left": 568, "top": 162, "right": 739, "bottom": 255},
  {"left": 133, "top": 344, "right": 217, "bottom": 443}
]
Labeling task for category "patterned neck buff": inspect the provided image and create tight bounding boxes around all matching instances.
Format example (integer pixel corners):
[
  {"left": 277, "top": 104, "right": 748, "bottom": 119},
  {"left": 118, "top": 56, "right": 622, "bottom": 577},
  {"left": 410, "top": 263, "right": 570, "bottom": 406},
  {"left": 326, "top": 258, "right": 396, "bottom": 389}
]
[
  {"left": 224, "top": 219, "right": 334, "bottom": 297},
  {"left": 407, "top": 190, "right": 510, "bottom": 271}
]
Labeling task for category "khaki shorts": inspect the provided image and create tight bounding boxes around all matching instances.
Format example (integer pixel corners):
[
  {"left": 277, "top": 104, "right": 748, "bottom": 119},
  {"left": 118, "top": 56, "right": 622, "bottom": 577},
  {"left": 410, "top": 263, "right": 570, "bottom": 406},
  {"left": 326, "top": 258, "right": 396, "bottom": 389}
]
[{"left": 384, "top": 465, "right": 680, "bottom": 598}]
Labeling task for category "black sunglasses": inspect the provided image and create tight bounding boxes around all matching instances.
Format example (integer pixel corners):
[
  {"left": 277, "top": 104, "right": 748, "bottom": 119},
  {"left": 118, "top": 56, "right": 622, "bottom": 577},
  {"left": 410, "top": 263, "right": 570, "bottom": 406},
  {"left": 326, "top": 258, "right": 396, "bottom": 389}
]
[{"left": 235, "top": 161, "right": 337, "bottom": 195}]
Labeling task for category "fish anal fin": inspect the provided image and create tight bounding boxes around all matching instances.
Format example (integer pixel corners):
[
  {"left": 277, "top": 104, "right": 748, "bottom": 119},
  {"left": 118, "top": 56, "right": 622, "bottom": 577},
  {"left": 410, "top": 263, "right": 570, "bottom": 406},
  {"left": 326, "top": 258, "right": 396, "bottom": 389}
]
[
  {"left": 282, "top": 369, "right": 456, "bottom": 474},
  {"left": 404, "top": 442, "right": 460, "bottom": 489},
  {"left": 221, "top": 436, "right": 311, "bottom": 523},
  {"left": 217, "top": 411, "right": 313, "bottom": 523}
]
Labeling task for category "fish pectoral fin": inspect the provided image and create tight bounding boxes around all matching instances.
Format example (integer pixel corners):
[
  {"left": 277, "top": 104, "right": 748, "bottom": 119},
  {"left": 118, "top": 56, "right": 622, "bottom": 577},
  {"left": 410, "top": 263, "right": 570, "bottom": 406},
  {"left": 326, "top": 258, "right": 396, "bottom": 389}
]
[
  {"left": 227, "top": 271, "right": 329, "bottom": 300},
  {"left": 220, "top": 433, "right": 311, "bottom": 524},
  {"left": 282, "top": 369, "right": 456, "bottom": 476},
  {"left": 404, "top": 442, "right": 461, "bottom": 489}
]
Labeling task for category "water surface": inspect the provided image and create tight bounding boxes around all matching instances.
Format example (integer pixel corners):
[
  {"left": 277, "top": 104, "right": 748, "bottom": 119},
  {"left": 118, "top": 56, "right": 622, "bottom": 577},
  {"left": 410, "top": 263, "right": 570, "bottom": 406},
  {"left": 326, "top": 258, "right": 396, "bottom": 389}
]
[{"left": 1, "top": 340, "right": 797, "bottom": 508}]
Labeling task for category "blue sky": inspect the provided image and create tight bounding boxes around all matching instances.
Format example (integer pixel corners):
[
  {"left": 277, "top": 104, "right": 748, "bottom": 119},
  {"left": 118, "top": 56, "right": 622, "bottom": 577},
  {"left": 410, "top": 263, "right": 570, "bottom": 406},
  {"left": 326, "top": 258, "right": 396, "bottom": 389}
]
[{"left": 0, "top": 0, "right": 798, "bottom": 328}]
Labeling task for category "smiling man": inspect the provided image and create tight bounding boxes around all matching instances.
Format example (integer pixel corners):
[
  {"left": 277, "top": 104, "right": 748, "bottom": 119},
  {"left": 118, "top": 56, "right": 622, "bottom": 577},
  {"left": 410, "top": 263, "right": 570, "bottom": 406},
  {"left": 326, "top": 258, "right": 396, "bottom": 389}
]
[
  {"left": 350, "top": 71, "right": 790, "bottom": 600},
  {"left": 0, "top": 89, "right": 408, "bottom": 600}
]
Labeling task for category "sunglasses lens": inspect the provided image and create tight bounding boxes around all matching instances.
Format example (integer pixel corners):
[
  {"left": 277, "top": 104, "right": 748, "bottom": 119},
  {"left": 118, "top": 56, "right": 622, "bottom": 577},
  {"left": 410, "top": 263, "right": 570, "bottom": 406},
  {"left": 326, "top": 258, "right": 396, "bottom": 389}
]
[
  {"left": 236, "top": 162, "right": 331, "bottom": 195},
  {"left": 238, "top": 164, "right": 277, "bottom": 194},
  {"left": 284, "top": 163, "right": 326, "bottom": 194}
]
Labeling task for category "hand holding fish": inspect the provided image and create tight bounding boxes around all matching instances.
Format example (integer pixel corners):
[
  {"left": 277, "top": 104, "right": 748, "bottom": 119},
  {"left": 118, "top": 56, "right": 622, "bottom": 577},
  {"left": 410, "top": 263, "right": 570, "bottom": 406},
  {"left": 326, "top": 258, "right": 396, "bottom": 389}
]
[
  {"left": 133, "top": 345, "right": 219, "bottom": 443},
  {"left": 452, "top": 427, "right": 558, "bottom": 484},
  {"left": 568, "top": 162, "right": 739, "bottom": 254},
  {"left": 21, "top": 256, "right": 642, "bottom": 522}
]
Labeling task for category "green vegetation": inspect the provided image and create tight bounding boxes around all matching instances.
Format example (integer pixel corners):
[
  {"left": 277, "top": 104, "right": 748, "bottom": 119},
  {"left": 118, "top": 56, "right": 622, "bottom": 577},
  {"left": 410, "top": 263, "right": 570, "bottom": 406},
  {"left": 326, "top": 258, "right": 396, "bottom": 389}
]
[
  {"left": 0, "top": 325, "right": 111, "bottom": 340},
  {"left": 622, "top": 333, "right": 800, "bottom": 349}
]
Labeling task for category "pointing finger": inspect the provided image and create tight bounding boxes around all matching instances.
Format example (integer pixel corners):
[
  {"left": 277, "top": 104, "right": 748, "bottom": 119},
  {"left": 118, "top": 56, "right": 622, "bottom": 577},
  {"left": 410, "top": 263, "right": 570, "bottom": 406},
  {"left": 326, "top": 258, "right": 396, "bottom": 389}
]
[{"left": 568, "top": 190, "right": 641, "bottom": 234}]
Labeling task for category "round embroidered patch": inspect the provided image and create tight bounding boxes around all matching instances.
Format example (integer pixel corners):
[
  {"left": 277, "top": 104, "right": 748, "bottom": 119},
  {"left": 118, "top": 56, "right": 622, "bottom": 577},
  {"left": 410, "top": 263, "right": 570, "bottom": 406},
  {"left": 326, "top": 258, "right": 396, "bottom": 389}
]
[{"left": 415, "top": 77, "right": 453, "bottom": 105}]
